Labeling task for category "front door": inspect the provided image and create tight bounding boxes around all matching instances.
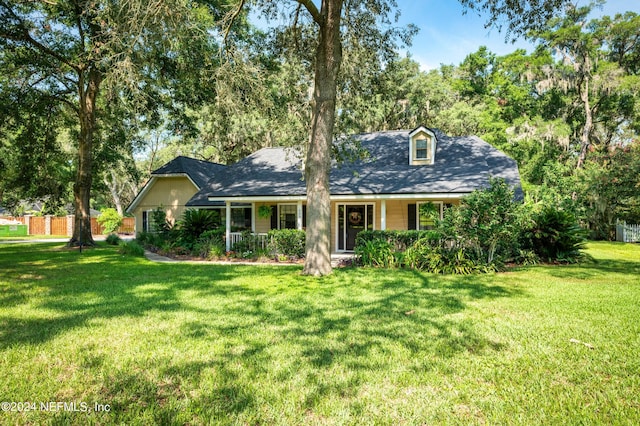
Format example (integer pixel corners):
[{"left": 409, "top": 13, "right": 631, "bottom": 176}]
[
  {"left": 346, "top": 205, "right": 366, "bottom": 251},
  {"left": 338, "top": 204, "right": 374, "bottom": 251}
]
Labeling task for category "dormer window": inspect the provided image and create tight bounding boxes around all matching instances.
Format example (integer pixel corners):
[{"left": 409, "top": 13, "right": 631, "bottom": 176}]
[
  {"left": 415, "top": 138, "right": 429, "bottom": 160},
  {"left": 409, "top": 126, "right": 437, "bottom": 165}
]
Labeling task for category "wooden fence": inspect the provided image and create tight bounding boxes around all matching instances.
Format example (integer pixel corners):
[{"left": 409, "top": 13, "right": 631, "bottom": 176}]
[
  {"left": 0, "top": 216, "right": 135, "bottom": 236},
  {"left": 616, "top": 221, "right": 640, "bottom": 243}
]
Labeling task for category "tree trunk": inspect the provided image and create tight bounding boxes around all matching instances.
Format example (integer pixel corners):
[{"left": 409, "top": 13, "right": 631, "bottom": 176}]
[
  {"left": 104, "top": 170, "right": 124, "bottom": 216},
  {"left": 69, "top": 68, "right": 101, "bottom": 247},
  {"left": 302, "top": 0, "right": 343, "bottom": 276}
]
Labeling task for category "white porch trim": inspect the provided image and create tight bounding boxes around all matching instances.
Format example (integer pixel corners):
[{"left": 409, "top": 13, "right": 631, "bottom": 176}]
[
  {"left": 225, "top": 200, "right": 231, "bottom": 252},
  {"left": 207, "top": 193, "right": 467, "bottom": 203}
]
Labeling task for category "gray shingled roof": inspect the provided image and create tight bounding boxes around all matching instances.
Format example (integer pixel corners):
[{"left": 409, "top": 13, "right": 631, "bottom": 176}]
[
  {"left": 187, "top": 130, "right": 522, "bottom": 206},
  {"left": 152, "top": 156, "right": 226, "bottom": 189}
]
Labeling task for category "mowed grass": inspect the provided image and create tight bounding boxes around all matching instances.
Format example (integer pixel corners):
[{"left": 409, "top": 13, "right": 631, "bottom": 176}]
[{"left": 0, "top": 242, "right": 639, "bottom": 425}]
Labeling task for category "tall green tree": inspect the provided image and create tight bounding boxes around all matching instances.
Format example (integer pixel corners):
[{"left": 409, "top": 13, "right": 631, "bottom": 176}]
[{"left": 0, "top": 0, "right": 220, "bottom": 245}]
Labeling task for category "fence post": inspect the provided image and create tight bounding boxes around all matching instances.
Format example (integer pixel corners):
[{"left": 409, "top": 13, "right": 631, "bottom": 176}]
[
  {"left": 45, "top": 215, "right": 52, "bottom": 236},
  {"left": 24, "top": 215, "right": 31, "bottom": 235},
  {"left": 67, "top": 215, "right": 74, "bottom": 237}
]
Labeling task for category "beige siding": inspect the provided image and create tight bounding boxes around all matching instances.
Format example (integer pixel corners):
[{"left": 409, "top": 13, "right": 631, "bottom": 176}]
[
  {"left": 131, "top": 176, "right": 198, "bottom": 232},
  {"left": 385, "top": 200, "right": 411, "bottom": 230},
  {"left": 255, "top": 202, "right": 272, "bottom": 234}
]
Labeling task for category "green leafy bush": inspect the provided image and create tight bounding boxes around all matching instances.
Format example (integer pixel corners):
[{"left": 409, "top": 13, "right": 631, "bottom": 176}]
[
  {"left": 178, "top": 209, "right": 220, "bottom": 248},
  {"left": 267, "top": 229, "right": 306, "bottom": 258},
  {"left": 356, "top": 230, "right": 435, "bottom": 251},
  {"left": 193, "top": 228, "right": 225, "bottom": 259},
  {"left": 105, "top": 233, "right": 121, "bottom": 245},
  {"left": 355, "top": 238, "right": 404, "bottom": 268},
  {"left": 118, "top": 240, "right": 145, "bottom": 257},
  {"left": 97, "top": 208, "right": 123, "bottom": 234},
  {"left": 150, "top": 207, "right": 173, "bottom": 235},
  {"left": 522, "top": 206, "right": 587, "bottom": 262},
  {"left": 452, "top": 178, "right": 521, "bottom": 264}
]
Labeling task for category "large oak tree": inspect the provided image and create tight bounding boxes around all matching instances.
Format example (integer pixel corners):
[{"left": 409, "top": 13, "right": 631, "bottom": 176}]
[
  {"left": 0, "top": 0, "right": 221, "bottom": 245},
  {"left": 230, "top": 0, "right": 572, "bottom": 276}
]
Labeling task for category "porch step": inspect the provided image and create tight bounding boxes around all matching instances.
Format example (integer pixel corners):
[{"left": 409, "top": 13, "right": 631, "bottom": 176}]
[{"left": 331, "top": 253, "right": 356, "bottom": 268}]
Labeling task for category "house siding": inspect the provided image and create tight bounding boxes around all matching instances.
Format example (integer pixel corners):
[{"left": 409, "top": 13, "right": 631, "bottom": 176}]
[
  {"left": 254, "top": 202, "right": 272, "bottom": 234},
  {"left": 132, "top": 176, "right": 198, "bottom": 233}
]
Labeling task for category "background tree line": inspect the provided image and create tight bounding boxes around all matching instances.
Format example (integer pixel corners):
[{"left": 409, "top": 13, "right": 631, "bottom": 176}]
[{"left": 1, "top": 0, "right": 638, "bottom": 243}]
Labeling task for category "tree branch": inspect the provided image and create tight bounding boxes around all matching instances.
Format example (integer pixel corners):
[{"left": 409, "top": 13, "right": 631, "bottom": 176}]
[
  {"left": 0, "top": 2, "right": 79, "bottom": 72},
  {"left": 296, "top": 0, "right": 322, "bottom": 25},
  {"left": 223, "top": 0, "right": 246, "bottom": 47}
]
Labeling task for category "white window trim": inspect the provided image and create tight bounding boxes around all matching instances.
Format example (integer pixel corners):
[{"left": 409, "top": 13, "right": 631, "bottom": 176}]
[
  {"left": 409, "top": 129, "right": 437, "bottom": 166},
  {"left": 277, "top": 203, "right": 299, "bottom": 230}
]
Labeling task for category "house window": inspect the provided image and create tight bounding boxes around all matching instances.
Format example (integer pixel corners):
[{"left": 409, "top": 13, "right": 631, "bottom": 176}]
[
  {"left": 277, "top": 204, "right": 306, "bottom": 230},
  {"left": 409, "top": 126, "right": 437, "bottom": 165},
  {"left": 279, "top": 205, "right": 297, "bottom": 229},
  {"left": 415, "top": 138, "right": 429, "bottom": 160},
  {"left": 417, "top": 202, "right": 443, "bottom": 230},
  {"left": 231, "top": 206, "right": 252, "bottom": 230}
]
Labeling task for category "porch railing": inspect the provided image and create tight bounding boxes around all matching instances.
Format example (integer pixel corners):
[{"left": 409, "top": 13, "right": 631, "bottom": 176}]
[{"left": 227, "top": 232, "right": 270, "bottom": 251}]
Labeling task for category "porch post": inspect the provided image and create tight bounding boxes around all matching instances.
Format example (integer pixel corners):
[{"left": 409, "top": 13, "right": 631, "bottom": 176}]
[
  {"left": 225, "top": 201, "right": 231, "bottom": 252},
  {"left": 251, "top": 203, "right": 256, "bottom": 233},
  {"left": 381, "top": 200, "right": 387, "bottom": 231},
  {"left": 297, "top": 201, "right": 303, "bottom": 230}
]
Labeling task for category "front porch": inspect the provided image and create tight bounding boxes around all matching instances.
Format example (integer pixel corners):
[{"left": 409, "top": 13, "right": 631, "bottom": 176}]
[{"left": 217, "top": 196, "right": 460, "bottom": 253}]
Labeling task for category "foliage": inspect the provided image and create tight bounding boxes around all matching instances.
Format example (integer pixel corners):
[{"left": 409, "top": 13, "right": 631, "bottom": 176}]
[
  {"left": 522, "top": 206, "right": 587, "bottom": 263},
  {"left": 192, "top": 229, "right": 226, "bottom": 259},
  {"left": 118, "top": 240, "right": 145, "bottom": 257},
  {"left": 150, "top": 207, "right": 173, "bottom": 236},
  {"left": 258, "top": 205, "right": 273, "bottom": 219},
  {"left": 105, "top": 234, "right": 122, "bottom": 246},
  {"left": 267, "top": 229, "right": 306, "bottom": 259},
  {"left": 355, "top": 230, "right": 436, "bottom": 252},
  {"left": 355, "top": 238, "right": 400, "bottom": 268},
  {"left": 177, "top": 209, "right": 220, "bottom": 249},
  {"left": 355, "top": 180, "right": 588, "bottom": 272},
  {"left": 446, "top": 178, "right": 522, "bottom": 265},
  {"left": 96, "top": 208, "right": 123, "bottom": 235}
]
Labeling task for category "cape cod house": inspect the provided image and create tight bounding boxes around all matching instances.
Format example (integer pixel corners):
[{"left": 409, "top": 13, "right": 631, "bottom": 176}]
[
  {"left": 126, "top": 156, "right": 226, "bottom": 233},
  {"left": 127, "top": 126, "right": 522, "bottom": 252}
]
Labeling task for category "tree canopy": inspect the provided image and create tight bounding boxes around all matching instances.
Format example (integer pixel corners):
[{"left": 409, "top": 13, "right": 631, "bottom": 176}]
[{"left": 1, "top": 0, "right": 638, "bottom": 252}]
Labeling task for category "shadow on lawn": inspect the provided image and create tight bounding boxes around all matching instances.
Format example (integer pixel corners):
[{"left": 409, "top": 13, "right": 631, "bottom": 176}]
[{"left": 0, "top": 244, "right": 523, "bottom": 421}]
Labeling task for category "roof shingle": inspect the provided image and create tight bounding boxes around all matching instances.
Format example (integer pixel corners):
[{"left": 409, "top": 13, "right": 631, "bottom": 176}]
[{"left": 187, "top": 129, "right": 522, "bottom": 206}]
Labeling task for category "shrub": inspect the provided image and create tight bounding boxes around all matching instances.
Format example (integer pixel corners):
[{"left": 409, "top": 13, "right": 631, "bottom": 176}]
[
  {"left": 522, "top": 206, "right": 587, "bottom": 262},
  {"left": 178, "top": 209, "right": 220, "bottom": 249},
  {"left": 118, "top": 240, "right": 145, "bottom": 257},
  {"left": 105, "top": 234, "right": 121, "bottom": 245},
  {"left": 267, "top": 229, "right": 306, "bottom": 258},
  {"left": 355, "top": 230, "right": 435, "bottom": 252},
  {"left": 97, "top": 208, "right": 123, "bottom": 234},
  {"left": 453, "top": 178, "right": 521, "bottom": 264},
  {"left": 193, "top": 228, "right": 225, "bottom": 259},
  {"left": 150, "top": 207, "right": 173, "bottom": 235},
  {"left": 355, "top": 238, "right": 401, "bottom": 268}
]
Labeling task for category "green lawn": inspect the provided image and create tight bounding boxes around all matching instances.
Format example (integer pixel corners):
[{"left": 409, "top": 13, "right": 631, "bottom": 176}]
[{"left": 1, "top": 242, "right": 639, "bottom": 425}]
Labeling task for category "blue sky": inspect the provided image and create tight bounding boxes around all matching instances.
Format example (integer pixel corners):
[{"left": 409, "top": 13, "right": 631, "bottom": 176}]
[{"left": 394, "top": 0, "right": 640, "bottom": 70}]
